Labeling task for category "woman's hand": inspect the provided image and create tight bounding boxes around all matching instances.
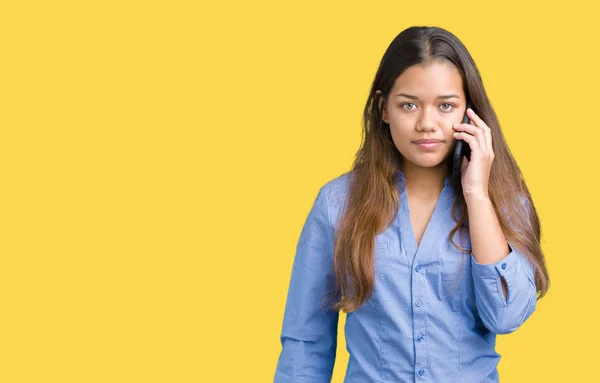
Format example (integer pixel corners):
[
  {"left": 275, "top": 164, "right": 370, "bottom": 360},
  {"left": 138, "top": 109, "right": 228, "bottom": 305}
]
[{"left": 452, "top": 108, "right": 495, "bottom": 200}]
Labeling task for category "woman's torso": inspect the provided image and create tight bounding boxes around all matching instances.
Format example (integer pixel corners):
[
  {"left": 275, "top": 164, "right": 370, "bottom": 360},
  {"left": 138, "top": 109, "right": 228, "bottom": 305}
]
[{"left": 328, "top": 171, "right": 501, "bottom": 383}]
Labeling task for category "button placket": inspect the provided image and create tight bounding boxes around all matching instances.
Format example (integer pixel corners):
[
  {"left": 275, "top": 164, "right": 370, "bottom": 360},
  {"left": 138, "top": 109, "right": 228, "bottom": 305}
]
[{"left": 412, "top": 250, "right": 427, "bottom": 380}]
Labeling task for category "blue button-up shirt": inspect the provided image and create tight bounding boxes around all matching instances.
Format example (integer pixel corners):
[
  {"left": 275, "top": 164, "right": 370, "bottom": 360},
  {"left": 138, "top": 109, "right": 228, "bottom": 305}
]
[{"left": 274, "top": 170, "right": 537, "bottom": 382}]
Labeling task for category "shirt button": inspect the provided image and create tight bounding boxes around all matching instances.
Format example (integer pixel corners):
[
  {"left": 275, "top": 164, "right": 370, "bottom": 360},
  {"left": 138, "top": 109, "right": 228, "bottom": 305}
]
[
  {"left": 415, "top": 265, "right": 421, "bottom": 272},
  {"left": 417, "top": 335, "right": 424, "bottom": 342},
  {"left": 501, "top": 263, "right": 507, "bottom": 270},
  {"left": 418, "top": 368, "right": 425, "bottom": 377},
  {"left": 415, "top": 300, "right": 422, "bottom": 307}
]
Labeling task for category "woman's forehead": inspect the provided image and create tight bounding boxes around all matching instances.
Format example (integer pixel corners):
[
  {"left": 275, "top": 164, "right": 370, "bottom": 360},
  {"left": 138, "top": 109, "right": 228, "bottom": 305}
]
[{"left": 391, "top": 62, "right": 464, "bottom": 98}]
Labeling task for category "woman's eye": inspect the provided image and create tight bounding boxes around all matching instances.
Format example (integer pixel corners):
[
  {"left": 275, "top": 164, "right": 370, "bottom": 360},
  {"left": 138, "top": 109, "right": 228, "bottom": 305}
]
[
  {"left": 400, "top": 103, "right": 416, "bottom": 110},
  {"left": 440, "top": 103, "right": 454, "bottom": 111}
]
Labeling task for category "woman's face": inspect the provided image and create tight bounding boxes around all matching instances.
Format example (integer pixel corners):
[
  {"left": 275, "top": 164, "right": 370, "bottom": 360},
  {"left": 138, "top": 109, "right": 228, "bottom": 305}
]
[{"left": 378, "top": 62, "right": 467, "bottom": 170}]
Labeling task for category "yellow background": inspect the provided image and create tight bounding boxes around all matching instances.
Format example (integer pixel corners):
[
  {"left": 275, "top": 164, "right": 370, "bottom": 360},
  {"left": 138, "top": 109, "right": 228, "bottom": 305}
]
[{"left": 1, "top": 0, "right": 597, "bottom": 381}]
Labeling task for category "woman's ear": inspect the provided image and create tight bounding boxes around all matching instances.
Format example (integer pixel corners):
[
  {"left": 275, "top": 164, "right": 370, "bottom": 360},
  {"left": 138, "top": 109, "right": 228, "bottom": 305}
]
[{"left": 375, "top": 90, "right": 389, "bottom": 124}]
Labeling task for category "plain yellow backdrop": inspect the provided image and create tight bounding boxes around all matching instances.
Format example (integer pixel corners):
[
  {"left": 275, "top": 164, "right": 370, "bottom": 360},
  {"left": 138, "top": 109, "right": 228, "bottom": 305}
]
[{"left": 1, "top": 0, "right": 598, "bottom": 382}]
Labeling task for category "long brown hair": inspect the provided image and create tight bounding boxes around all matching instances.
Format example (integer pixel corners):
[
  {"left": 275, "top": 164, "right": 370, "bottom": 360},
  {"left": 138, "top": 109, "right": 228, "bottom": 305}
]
[{"left": 329, "top": 26, "right": 550, "bottom": 313}]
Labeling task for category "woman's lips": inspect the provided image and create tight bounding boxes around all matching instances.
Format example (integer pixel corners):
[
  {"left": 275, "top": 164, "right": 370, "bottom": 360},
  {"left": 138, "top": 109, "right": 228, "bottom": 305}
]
[{"left": 414, "top": 140, "right": 443, "bottom": 150}]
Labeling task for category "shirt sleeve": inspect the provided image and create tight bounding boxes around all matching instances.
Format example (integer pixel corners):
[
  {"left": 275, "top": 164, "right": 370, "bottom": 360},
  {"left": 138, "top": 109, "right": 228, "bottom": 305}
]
[
  {"left": 274, "top": 185, "right": 339, "bottom": 383},
  {"left": 470, "top": 194, "right": 539, "bottom": 334},
  {"left": 470, "top": 243, "right": 537, "bottom": 334}
]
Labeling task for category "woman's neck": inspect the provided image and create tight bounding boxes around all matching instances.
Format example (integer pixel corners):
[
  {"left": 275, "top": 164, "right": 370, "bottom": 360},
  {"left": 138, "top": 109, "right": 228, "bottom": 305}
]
[{"left": 400, "top": 164, "right": 447, "bottom": 200}]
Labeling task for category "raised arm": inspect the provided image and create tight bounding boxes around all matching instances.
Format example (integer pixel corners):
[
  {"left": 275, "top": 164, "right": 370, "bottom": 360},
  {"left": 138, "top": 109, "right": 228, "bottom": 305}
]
[{"left": 467, "top": 194, "right": 537, "bottom": 334}]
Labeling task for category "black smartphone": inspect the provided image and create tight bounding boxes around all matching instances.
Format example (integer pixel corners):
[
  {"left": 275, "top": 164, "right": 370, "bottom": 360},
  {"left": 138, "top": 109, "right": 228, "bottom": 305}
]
[{"left": 451, "top": 101, "right": 474, "bottom": 191}]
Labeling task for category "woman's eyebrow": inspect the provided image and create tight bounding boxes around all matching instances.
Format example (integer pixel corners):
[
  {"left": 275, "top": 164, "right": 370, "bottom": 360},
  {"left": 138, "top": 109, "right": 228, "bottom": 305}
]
[{"left": 395, "top": 93, "right": 460, "bottom": 100}]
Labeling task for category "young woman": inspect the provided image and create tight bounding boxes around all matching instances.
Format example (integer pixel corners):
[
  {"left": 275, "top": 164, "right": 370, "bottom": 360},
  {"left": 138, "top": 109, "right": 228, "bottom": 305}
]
[{"left": 274, "top": 26, "right": 550, "bottom": 383}]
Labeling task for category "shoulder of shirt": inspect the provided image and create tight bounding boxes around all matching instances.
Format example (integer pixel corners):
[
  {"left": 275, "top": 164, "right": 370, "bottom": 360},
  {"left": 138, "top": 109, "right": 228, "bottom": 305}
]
[{"left": 320, "top": 170, "right": 353, "bottom": 204}]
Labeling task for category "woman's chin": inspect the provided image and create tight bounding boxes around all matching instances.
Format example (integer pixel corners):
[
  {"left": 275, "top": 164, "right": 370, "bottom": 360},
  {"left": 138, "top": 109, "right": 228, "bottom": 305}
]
[{"left": 407, "top": 154, "right": 447, "bottom": 168}]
